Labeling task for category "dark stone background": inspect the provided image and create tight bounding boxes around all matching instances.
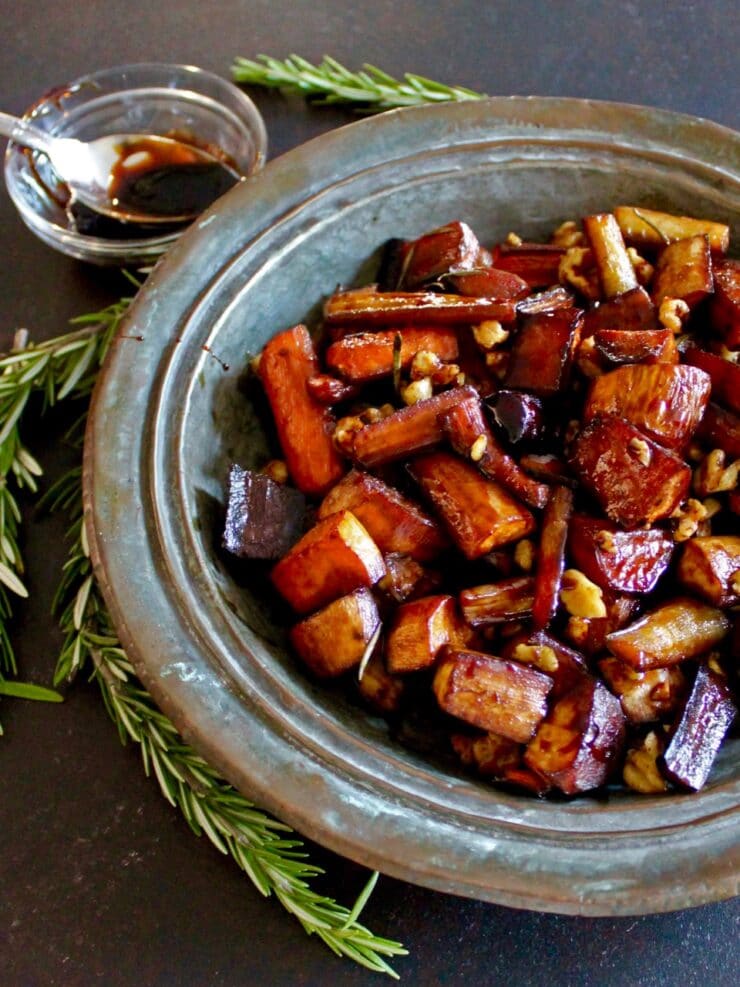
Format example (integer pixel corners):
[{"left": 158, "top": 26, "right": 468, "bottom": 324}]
[{"left": 1, "top": 3, "right": 738, "bottom": 984}]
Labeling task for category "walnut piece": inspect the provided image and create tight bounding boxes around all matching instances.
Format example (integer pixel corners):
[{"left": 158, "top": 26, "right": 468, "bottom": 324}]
[
  {"left": 623, "top": 731, "right": 669, "bottom": 794},
  {"left": 560, "top": 568, "right": 608, "bottom": 619},
  {"left": 658, "top": 297, "right": 690, "bottom": 334}
]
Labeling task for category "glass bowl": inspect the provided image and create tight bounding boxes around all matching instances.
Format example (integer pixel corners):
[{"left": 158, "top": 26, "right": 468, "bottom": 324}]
[
  {"left": 4, "top": 63, "right": 267, "bottom": 265},
  {"left": 85, "top": 97, "right": 740, "bottom": 914}
]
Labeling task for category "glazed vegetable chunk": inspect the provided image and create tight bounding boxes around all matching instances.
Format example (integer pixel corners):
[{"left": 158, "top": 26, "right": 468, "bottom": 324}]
[
  {"left": 567, "top": 515, "right": 674, "bottom": 594},
  {"left": 352, "top": 385, "right": 476, "bottom": 467},
  {"left": 662, "top": 665, "right": 737, "bottom": 791},
  {"left": 386, "top": 595, "right": 460, "bottom": 673},
  {"left": 684, "top": 346, "right": 740, "bottom": 414},
  {"left": 318, "top": 470, "right": 447, "bottom": 562},
  {"left": 502, "top": 630, "right": 588, "bottom": 700},
  {"left": 613, "top": 206, "right": 729, "bottom": 255},
  {"left": 598, "top": 657, "right": 686, "bottom": 724},
  {"left": 583, "top": 212, "right": 638, "bottom": 299},
  {"left": 223, "top": 466, "right": 306, "bottom": 560},
  {"left": 290, "top": 588, "right": 380, "bottom": 678},
  {"left": 582, "top": 285, "right": 658, "bottom": 333},
  {"left": 651, "top": 234, "right": 714, "bottom": 309},
  {"left": 258, "top": 324, "right": 345, "bottom": 496},
  {"left": 676, "top": 535, "right": 740, "bottom": 607},
  {"left": 532, "top": 485, "right": 574, "bottom": 630},
  {"left": 524, "top": 678, "right": 626, "bottom": 794},
  {"left": 409, "top": 451, "right": 535, "bottom": 559},
  {"left": 493, "top": 242, "right": 564, "bottom": 287},
  {"left": 271, "top": 510, "right": 385, "bottom": 615},
  {"left": 591, "top": 328, "right": 677, "bottom": 368},
  {"left": 325, "top": 327, "right": 458, "bottom": 383},
  {"left": 398, "top": 221, "right": 480, "bottom": 289},
  {"left": 605, "top": 597, "right": 730, "bottom": 670},
  {"left": 710, "top": 259, "right": 740, "bottom": 348},
  {"left": 444, "top": 267, "right": 530, "bottom": 300},
  {"left": 570, "top": 417, "right": 691, "bottom": 528},
  {"left": 433, "top": 648, "right": 552, "bottom": 743},
  {"left": 504, "top": 308, "right": 583, "bottom": 396},
  {"left": 324, "top": 286, "right": 517, "bottom": 326},
  {"left": 459, "top": 577, "right": 535, "bottom": 626},
  {"left": 583, "top": 364, "right": 711, "bottom": 451}
]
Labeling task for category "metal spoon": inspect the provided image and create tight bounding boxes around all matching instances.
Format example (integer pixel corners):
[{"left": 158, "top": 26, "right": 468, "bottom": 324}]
[{"left": 0, "top": 110, "right": 230, "bottom": 225}]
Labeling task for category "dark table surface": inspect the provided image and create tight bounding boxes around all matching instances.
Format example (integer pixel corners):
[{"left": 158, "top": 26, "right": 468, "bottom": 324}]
[{"left": 1, "top": 3, "right": 739, "bottom": 985}]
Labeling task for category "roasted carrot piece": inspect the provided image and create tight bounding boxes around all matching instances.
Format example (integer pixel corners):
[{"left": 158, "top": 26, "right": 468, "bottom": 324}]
[
  {"left": 258, "top": 324, "right": 345, "bottom": 496},
  {"left": 524, "top": 678, "right": 626, "bottom": 794},
  {"left": 570, "top": 417, "right": 691, "bottom": 527},
  {"left": 441, "top": 394, "right": 550, "bottom": 509},
  {"left": 614, "top": 205, "right": 729, "bottom": 255},
  {"left": 605, "top": 597, "right": 730, "bottom": 670},
  {"left": 710, "top": 259, "right": 740, "bottom": 349},
  {"left": 318, "top": 469, "right": 447, "bottom": 562},
  {"left": 323, "top": 287, "right": 517, "bottom": 326},
  {"left": 409, "top": 451, "right": 535, "bottom": 559},
  {"left": 271, "top": 510, "right": 385, "bottom": 615},
  {"left": 504, "top": 308, "right": 583, "bottom": 396},
  {"left": 351, "top": 385, "right": 476, "bottom": 467},
  {"left": 531, "top": 485, "right": 574, "bottom": 630},
  {"left": 306, "top": 373, "right": 360, "bottom": 404},
  {"left": 433, "top": 648, "right": 552, "bottom": 743},
  {"left": 651, "top": 234, "right": 714, "bottom": 309},
  {"left": 324, "top": 327, "right": 459, "bottom": 383},
  {"left": 583, "top": 364, "right": 711, "bottom": 451},
  {"left": 386, "top": 594, "right": 460, "bottom": 673},
  {"left": 398, "top": 221, "right": 480, "bottom": 288},
  {"left": 290, "top": 588, "right": 380, "bottom": 678},
  {"left": 583, "top": 213, "right": 638, "bottom": 299}
]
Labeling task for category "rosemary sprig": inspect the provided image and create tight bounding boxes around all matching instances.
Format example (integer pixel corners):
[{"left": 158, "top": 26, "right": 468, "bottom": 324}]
[
  {"left": 49, "top": 463, "right": 406, "bottom": 976},
  {"left": 0, "top": 294, "right": 133, "bottom": 727},
  {"left": 232, "top": 53, "right": 485, "bottom": 111}
]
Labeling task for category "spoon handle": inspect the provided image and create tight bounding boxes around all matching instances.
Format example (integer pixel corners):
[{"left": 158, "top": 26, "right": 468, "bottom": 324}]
[{"left": 0, "top": 111, "right": 54, "bottom": 155}]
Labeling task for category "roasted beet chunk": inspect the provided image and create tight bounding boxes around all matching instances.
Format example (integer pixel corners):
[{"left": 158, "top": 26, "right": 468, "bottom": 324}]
[
  {"left": 223, "top": 466, "right": 306, "bottom": 560},
  {"left": 661, "top": 665, "right": 737, "bottom": 791}
]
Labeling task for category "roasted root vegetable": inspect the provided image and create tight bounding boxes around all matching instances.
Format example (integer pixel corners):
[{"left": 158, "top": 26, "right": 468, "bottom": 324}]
[
  {"left": 605, "top": 597, "right": 730, "bottom": 670},
  {"left": 271, "top": 510, "right": 385, "bottom": 615},
  {"left": 290, "top": 588, "right": 380, "bottom": 678},
  {"left": 257, "top": 325, "right": 346, "bottom": 496},
  {"left": 524, "top": 678, "right": 626, "bottom": 794},
  {"left": 228, "top": 203, "right": 740, "bottom": 800},
  {"left": 409, "top": 451, "right": 535, "bottom": 559},
  {"left": 433, "top": 647, "right": 552, "bottom": 743}
]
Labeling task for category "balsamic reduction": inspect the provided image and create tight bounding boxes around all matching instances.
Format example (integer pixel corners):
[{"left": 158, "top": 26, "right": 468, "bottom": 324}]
[{"left": 108, "top": 137, "right": 238, "bottom": 218}]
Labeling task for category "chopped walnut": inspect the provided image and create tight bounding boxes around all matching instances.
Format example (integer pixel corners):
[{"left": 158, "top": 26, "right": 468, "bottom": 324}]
[
  {"left": 333, "top": 415, "right": 365, "bottom": 455},
  {"left": 558, "top": 246, "right": 599, "bottom": 300},
  {"left": 671, "top": 498, "right": 709, "bottom": 542},
  {"left": 401, "top": 377, "right": 433, "bottom": 405},
  {"left": 626, "top": 247, "right": 654, "bottom": 285},
  {"left": 628, "top": 435, "right": 652, "bottom": 467},
  {"left": 560, "top": 568, "right": 607, "bottom": 619},
  {"left": 409, "top": 349, "right": 442, "bottom": 380},
  {"left": 469, "top": 433, "right": 488, "bottom": 462},
  {"left": 260, "top": 459, "right": 289, "bottom": 484},
  {"left": 575, "top": 335, "right": 603, "bottom": 378},
  {"left": 693, "top": 449, "right": 740, "bottom": 496},
  {"left": 513, "top": 538, "right": 536, "bottom": 572},
  {"left": 623, "top": 732, "right": 668, "bottom": 794},
  {"left": 360, "top": 406, "right": 384, "bottom": 424},
  {"left": 658, "top": 297, "right": 690, "bottom": 334},
  {"left": 505, "top": 231, "right": 523, "bottom": 247},
  {"left": 565, "top": 616, "right": 590, "bottom": 648},
  {"left": 512, "top": 643, "right": 559, "bottom": 674},
  {"left": 472, "top": 319, "right": 509, "bottom": 351},
  {"left": 550, "top": 220, "right": 585, "bottom": 248},
  {"left": 595, "top": 529, "right": 616, "bottom": 553},
  {"left": 431, "top": 362, "right": 462, "bottom": 388},
  {"left": 484, "top": 351, "right": 509, "bottom": 377}
]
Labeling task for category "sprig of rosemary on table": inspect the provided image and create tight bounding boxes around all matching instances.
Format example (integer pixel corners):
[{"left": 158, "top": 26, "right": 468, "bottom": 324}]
[
  {"left": 232, "top": 53, "right": 485, "bottom": 111},
  {"left": 3, "top": 293, "right": 405, "bottom": 976}
]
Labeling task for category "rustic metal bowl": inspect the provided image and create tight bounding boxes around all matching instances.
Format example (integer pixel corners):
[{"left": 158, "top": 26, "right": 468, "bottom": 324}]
[{"left": 85, "top": 97, "right": 740, "bottom": 914}]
